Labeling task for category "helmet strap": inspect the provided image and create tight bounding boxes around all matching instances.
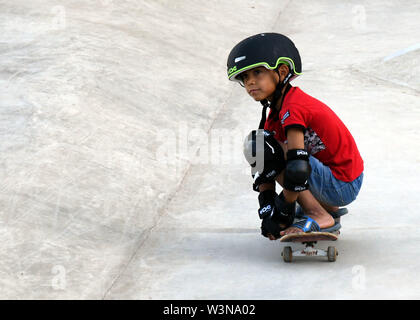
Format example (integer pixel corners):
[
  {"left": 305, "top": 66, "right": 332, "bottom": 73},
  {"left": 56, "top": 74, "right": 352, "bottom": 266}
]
[
  {"left": 258, "top": 100, "right": 270, "bottom": 129},
  {"left": 258, "top": 70, "right": 293, "bottom": 129}
]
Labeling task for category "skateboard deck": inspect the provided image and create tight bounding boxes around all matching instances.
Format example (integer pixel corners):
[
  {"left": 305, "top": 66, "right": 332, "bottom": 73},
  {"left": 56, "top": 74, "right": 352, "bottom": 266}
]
[{"left": 280, "top": 231, "right": 338, "bottom": 243}]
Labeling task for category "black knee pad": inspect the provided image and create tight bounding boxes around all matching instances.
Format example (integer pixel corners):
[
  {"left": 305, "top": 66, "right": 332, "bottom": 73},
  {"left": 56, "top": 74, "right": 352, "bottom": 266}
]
[{"left": 243, "top": 129, "right": 286, "bottom": 177}]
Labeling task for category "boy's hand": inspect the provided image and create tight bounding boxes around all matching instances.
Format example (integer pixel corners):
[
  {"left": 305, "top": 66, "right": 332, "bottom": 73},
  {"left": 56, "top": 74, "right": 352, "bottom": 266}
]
[
  {"left": 268, "top": 234, "right": 277, "bottom": 241},
  {"left": 259, "top": 191, "right": 296, "bottom": 240},
  {"left": 261, "top": 216, "right": 283, "bottom": 239},
  {"left": 258, "top": 190, "right": 282, "bottom": 239}
]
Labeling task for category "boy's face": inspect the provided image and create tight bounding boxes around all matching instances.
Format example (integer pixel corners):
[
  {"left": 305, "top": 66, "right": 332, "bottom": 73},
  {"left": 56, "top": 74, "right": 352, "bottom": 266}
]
[{"left": 239, "top": 67, "right": 279, "bottom": 101}]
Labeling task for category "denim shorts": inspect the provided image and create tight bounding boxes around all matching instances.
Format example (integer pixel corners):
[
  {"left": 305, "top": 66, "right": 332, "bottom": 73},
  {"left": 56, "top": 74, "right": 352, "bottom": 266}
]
[{"left": 307, "top": 156, "right": 363, "bottom": 207}]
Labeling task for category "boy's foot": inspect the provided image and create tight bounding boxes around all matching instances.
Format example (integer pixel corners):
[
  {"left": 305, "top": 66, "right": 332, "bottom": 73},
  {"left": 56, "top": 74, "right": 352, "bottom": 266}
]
[{"left": 280, "top": 213, "right": 335, "bottom": 236}]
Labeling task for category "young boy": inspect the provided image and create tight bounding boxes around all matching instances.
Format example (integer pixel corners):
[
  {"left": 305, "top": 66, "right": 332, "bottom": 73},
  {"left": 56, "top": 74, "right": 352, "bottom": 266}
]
[{"left": 227, "top": 33, "right": 364, "bottom": 240}]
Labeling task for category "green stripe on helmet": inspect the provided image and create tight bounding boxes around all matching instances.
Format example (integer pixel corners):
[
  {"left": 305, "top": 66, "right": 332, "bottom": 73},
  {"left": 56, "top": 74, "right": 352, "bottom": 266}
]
[{"left": 228, "top": 56, "right": 302, "bottom": 81}]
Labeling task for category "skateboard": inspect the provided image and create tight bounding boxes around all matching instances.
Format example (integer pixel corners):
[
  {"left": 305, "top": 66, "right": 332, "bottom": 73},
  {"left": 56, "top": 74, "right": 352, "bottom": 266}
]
[
  {"left": 280, "top": 231, "right": 339, "bottom": 262},
  {"left": 279, "top": 208, "right": 349, "bottom": 262}
]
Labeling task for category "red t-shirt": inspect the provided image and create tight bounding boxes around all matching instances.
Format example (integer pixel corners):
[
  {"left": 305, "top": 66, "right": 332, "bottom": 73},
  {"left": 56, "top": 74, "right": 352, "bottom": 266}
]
[{"left": 264, "top": 86, "right": 364, "bottom": 182}]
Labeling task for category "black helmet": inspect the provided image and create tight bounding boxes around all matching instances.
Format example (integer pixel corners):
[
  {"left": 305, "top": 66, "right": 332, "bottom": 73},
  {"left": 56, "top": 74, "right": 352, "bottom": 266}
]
[{"left": 227, "top": 33, "right": 302, "bottom": 84}]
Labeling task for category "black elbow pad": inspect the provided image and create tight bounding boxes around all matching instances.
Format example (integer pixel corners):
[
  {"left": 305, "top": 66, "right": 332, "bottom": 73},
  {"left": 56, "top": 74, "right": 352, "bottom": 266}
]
[{"left": 284, "top": 149, "right": 311, "bottom": 192}]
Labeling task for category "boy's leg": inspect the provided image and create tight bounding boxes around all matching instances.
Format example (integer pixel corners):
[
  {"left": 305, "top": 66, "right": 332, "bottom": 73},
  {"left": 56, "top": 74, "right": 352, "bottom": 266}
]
[
  {"left": 276, "top": 172, "right": 335, "bottom": 236},
  {"left": 318, "top": 201, "right": 339, "bottom": 214},
  {"left": 297, "top": 190, "right": 335, "bottom": 226},
  {"left": 280, "top": 190, "right": 335, "bottom": 236}
]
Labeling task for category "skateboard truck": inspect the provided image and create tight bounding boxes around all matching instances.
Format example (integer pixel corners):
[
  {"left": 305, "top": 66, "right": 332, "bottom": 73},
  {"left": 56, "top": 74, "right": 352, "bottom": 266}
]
[{"left": 281, "top": 241, "right": 338, "bottom": 262}]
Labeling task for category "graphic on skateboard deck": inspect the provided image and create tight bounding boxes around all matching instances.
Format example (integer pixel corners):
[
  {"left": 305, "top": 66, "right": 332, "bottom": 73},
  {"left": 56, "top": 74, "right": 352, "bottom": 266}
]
[{"left": 280, "top": 231, "right": 339, "bottom": 262}]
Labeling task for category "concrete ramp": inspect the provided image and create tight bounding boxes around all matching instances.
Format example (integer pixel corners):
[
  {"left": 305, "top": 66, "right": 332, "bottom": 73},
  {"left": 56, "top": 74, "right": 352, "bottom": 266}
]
[
  {"left": 0, "top": 0, "right": 285, "bottom": 298},
  {"left": 1, "top": 0, "right": 419, "bottom": 299},
  {"left": 375, "top": 47, "right": 420, "bottom": 91}
]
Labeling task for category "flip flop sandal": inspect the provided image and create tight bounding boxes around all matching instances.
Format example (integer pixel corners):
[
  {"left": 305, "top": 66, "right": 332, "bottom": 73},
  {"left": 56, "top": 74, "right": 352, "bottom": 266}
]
[
  {"left": 291, "top": 216, "right": 320, "bottom": 232},
  {"left": 291, "top": 215, "right": 342, "bottom": 233},
  {"left": 320, "top": 222, "right": 341, "bottom": 233}
]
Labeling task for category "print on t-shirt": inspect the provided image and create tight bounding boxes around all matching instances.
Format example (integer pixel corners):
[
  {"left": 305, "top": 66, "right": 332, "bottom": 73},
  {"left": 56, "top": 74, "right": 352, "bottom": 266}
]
[{"left": 304, "top": 127, "right": 326, "bottom": 155}]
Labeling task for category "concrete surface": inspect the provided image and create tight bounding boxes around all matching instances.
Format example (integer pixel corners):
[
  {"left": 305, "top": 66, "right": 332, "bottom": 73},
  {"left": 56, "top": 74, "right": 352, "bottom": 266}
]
[{"left": 0, "top": 0, "right": 419, "bottom": 299}]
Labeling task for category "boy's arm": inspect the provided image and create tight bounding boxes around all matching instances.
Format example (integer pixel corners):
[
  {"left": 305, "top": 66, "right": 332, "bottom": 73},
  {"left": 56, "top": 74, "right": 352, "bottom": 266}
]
[{"left": 285, "top": 127, "right": 305, "bottom": 150}]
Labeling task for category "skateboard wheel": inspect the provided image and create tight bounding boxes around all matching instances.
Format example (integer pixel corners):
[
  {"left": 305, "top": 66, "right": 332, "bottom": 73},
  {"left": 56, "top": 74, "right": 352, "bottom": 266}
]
[
  {"left": 283, "top": 246, "right": 293, "bottom": 263},
  {"left": 327, "top": 246, "right": 337, "bottom": 262}
]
